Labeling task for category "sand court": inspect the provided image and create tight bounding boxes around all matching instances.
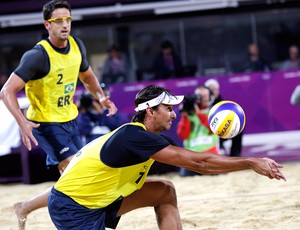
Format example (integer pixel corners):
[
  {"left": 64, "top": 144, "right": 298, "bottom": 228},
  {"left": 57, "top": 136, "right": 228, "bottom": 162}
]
[{"left": 0, "top": 161, "right": 299, "bottom": 230}]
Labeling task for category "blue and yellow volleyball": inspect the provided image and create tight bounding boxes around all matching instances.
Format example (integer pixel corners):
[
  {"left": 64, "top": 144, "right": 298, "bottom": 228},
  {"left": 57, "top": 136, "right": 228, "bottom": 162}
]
[{"left": 208, "top": 100, "right": 246, "bottom": 139}]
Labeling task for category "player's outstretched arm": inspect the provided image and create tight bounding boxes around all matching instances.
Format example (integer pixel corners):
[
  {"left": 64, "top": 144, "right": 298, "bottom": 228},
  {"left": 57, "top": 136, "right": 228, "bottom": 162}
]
[{"left": 152, "top": 145, "right": 286, "bottom": 181}]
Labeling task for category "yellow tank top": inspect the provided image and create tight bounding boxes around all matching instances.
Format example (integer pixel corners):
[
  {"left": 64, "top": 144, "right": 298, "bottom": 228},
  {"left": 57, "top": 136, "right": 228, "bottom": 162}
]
[
  {"left": 55, "top": 122, "right": 155, "bottom": 209},
  {"left": 26, "top": 36, "right": 81, "bottom": 122}
]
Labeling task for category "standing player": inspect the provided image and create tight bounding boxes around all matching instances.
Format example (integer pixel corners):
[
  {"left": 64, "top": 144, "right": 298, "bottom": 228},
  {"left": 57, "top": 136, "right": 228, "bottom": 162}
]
[
  {"left": 0, "top": 0, "right": 117, "bottom": 229},
  {"left": 48, "top": 85, "right": 286, "bottom": 230}
]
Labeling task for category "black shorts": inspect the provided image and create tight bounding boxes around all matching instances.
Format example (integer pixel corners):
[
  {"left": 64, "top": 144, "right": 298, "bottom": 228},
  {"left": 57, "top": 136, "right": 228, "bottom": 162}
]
[
  {"left": 32, "top": 120, "right": 83, "bottom": 165},
  {"left": 48, "top": 187, "right": 123, "bottom": 230}
]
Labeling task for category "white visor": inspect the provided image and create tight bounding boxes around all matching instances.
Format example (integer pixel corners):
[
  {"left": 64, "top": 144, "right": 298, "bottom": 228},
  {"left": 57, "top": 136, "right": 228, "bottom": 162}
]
[{"left": 134, "top": 91, "right": 184, "bottom": 112}]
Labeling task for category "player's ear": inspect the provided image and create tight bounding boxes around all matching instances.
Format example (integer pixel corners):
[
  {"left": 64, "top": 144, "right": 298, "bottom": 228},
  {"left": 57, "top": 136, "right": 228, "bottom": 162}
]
[
  {"left": 44, "top": 20, "right": 50, "bottom": 29},
  {"left": 145, "top": 107, "right": 154, "bottom": 116}
]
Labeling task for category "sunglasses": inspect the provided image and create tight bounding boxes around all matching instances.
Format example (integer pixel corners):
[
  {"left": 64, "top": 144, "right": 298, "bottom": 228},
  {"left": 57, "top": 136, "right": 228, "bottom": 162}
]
[{"left": 47, "top": 16, "right": 72, "bottom": 25}]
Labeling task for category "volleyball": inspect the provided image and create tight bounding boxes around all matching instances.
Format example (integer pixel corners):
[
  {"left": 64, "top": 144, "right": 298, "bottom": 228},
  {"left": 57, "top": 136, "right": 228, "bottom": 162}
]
[{"left": 208, "top": 100, "right": 246, "bottom": 139}]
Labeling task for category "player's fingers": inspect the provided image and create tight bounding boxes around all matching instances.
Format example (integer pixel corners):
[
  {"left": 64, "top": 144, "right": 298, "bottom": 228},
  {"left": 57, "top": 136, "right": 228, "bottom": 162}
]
[
  {"left": 265, "top": 158, "right": 284, "bottom": 168},
  {"left": 270, "top": 170, "right": 286, "bottom": 181},
  {"left": 276, "top": 171, "right": 286, "bottom": 181},
  {"left": 106, "top": 103, "right": 118, "bottom": 116},
  {"left": 32, "top": 122, "right": 40, "bottom": 128},
  {"left": 22, "top": 136, "right": 32, "bottom": 151},
  {"left": 106, "top": 109, "right": 117, "bottom": 116},
  {"left": 271, "top": 167, "right": 281, "bottom": 172},
  {"left": 30, "top": 135, "right": 39, "bottom": 147},
  {"left": 273, "top": 162, "right": 284, "bottom": 168}
]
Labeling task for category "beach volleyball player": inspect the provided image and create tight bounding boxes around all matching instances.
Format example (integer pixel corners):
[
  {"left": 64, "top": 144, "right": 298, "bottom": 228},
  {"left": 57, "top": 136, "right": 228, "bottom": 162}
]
[
  {"left": 0, "top": 1, "right": 117, "bottom": 229},
  {"left": 48, "top": 85, "right": 286, "bottom": 230}
]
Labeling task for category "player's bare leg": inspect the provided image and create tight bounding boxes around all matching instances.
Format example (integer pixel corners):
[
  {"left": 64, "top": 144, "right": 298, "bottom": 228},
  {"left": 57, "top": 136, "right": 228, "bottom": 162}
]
[
  {"left": 13, "top": 156, "right": 72, "bottom": 230},
  {"left": 58, "top": 155, "right": 73, "bottom": 174},
  {"left": 13, "top": 187, "right": 51, "bottom": 230},
  {"left": 118, "top": 178, "right": 182, "bottom": 230}
]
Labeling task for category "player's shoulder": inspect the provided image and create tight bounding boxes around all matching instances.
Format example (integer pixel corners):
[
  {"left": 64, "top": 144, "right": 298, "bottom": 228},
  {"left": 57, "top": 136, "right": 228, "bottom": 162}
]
[
  {"left": 21, "top": 43, "right": 46, "bottom": 60},
  {"left": 71, "top": 35, "right": 82, "bottom": 42},
  {"left": 120, "top": 122, "right": 144, "bottom": 132},
  {"left": 116, "top": 123, "right": 147, "bottom": 137},
  {"left": 160, "top": 134, "right": 177, "bottom": 146},
  {"left": 71, "top": 36, "right": 84, "bottom": 46},
  {"left": 122, "top": 123, "right": 165, "bottom": 141},
  {"left": 70, "top": 36, "right": 86, "bottom": 54}
]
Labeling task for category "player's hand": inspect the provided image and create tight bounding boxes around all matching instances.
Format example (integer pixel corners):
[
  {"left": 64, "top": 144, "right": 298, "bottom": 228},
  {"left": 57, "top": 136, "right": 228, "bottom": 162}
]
[
  {"left": 99, "top": 96, "right": 118, "bottom": 117},
  {"left": 92, "top": 100, "right": 104, "bottom": 114},
  {"left": 19, "top": 120, "right": 40, "bottom": 150},
  {"left": 249, "top": 157, "right": 286, "bottom": 181}
]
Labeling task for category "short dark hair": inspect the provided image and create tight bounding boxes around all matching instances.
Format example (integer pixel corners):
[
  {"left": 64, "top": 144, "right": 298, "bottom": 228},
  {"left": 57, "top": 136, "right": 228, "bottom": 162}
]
[
  {"left": 161, "top": 40, "right": 173, "bottom": 49},
  {"left": 107, "top": 44, "right": 120, "bottom": 53},
  {"left": 131, "top": 85, "right": 175, "bottom": 122},
  {"left": 42, "top": 0, "right": 71, "bottom": 20}
]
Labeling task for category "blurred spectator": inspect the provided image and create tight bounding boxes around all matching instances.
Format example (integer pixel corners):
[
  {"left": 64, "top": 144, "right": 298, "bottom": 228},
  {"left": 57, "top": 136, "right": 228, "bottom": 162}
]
[
  {"left": 280, "top": 45, "right": 300, "bottom": 70},
  {"left": 291, "top": 85, "right": 300, "bottom": 106},
  {"left": 101, "top": 44, "right": 132, "bottom": 84},
  {"left": 243, "top": 43, "right": 271, "bottom": 73},
  {"left": 177, "top": 85, "right": 220, "bottom": 177},
  {"left": 0, "top": 72, "right": 9, "bottom": 90},
  {"left": 76, "top": 83, "right": 126, "bottom": 144},
  {"left": 204, "top": 79, "right": 222, "bottom": 104},
  {"left": 204, "top": 78, "right": 244, "bottom": 157},
  {"left": 152, "top": 40, "right": 183, "bottom": 80}
]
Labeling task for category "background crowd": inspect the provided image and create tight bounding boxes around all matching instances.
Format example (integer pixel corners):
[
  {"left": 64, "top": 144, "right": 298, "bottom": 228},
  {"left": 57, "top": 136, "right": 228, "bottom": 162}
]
[
  {"left": 1, "top": 42, "right": 299, "bottom": 90},
  {"left": 98, "top": 42, "right": 300, "bottom": 84}
]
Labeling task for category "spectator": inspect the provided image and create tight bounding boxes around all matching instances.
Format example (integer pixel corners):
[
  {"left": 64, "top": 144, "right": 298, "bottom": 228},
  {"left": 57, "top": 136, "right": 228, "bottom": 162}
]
[
  {"left": 101, "top": 44, "right": 132, "bottom": 84},
  {"left": 204, "top": 79, "right": 222, "bottom": 104},
  {"left": 280, "top": 45, "right": 300, "bottom": 70},
  {"left": 177, "top": 85, "right": 220, "bottom": 177},
  {"left": 204, "top": 78, "right": 244, "bottom": 157},
  {"left": 77, "top": 83, "right": 127, "bottom": 144},
  {"left": 243, "top": 43, "right": 271, "bottom": 73},
  {"left": 291, "top": 85, "right": 300, "bottom": 106},
  {"left": 152, "top": 40, "right": 183, "bottom": 80}
]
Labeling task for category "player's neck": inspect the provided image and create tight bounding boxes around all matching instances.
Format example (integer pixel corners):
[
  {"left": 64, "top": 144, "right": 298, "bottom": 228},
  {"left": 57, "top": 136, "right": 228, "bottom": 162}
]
[{"left": 48, "top": 37, "right": 68, "bottom": 49}]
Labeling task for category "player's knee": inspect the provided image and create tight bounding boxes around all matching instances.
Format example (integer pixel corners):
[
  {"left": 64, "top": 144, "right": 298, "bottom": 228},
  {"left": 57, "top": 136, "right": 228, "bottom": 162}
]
[{"left": 160, "top": 180, "right": 177, "bottom": 205}]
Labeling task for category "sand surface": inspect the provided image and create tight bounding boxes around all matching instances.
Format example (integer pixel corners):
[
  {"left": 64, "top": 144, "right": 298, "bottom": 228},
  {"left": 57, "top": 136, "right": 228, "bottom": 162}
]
[{"left": 1, "top": 161, "right": 299, "bottom": 230}]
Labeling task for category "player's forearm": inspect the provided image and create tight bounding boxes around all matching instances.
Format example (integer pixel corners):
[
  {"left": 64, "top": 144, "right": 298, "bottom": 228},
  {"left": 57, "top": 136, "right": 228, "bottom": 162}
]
[
  {"left": 83, "top": 79, "right": 104, "bottom": 100},
  {"left": 80, "top": 67, "right": 105, "bottom": 99},
  {"left": 195, "top": 154, "right": 251, "bottom": 173},
  {"left": 186, "top": 153, "right": 250, "bottom": 174},
  {"left": 190, "top": 154, "right": 285, "bottom": 180},
  {"left": 1, "top": 88, "right": 27, "bottom": 126},
  {"left": 155, "top": 146, "right": 249, "bottom": 174}
]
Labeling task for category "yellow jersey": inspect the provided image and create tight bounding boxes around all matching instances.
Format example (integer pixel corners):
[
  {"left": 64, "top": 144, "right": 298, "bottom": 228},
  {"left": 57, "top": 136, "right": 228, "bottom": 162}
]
[
  {"left": 54, "top": 122, "right": 172, "bottom": 209},
  {"left": 25, "top": 36, "right": 81, "bottom": 122}
]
